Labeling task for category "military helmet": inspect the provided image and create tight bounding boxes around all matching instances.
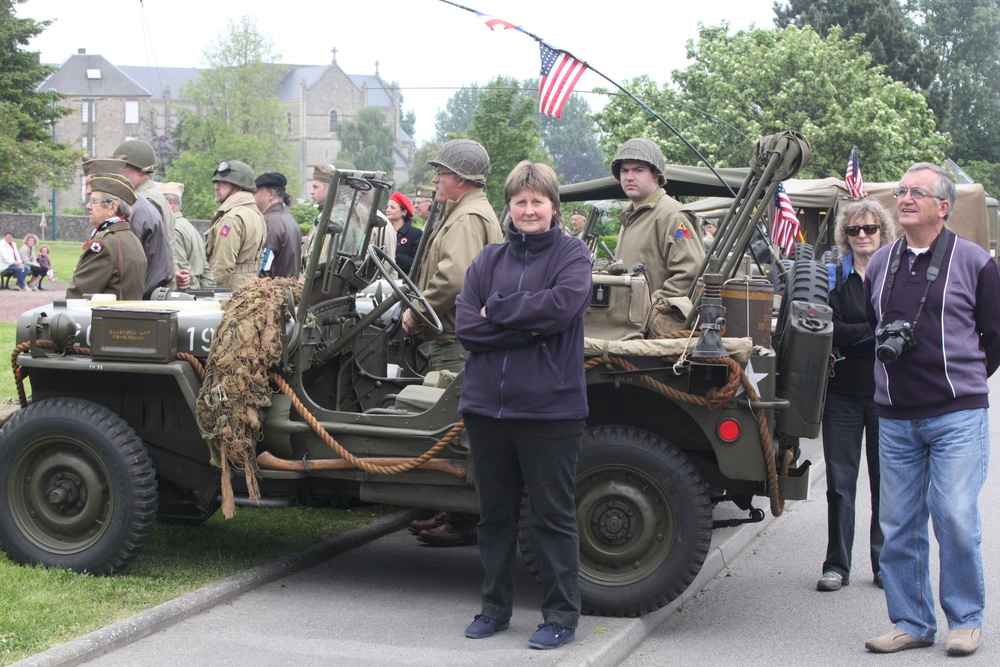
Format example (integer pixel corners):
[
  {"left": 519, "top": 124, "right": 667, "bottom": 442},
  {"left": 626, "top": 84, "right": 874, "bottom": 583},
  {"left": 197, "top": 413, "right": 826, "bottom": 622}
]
[
  {"left": 211, "top": 160, "right": 256, "bottom": 192},
  {"left": 611, "top": 138, "right": 667, "bottom": 185},
  {"left": 428, "top": 139, "right": 490, "bottom": 187},
  {"left": 114, "top": 139, "right": 157, "bottom": 173}
]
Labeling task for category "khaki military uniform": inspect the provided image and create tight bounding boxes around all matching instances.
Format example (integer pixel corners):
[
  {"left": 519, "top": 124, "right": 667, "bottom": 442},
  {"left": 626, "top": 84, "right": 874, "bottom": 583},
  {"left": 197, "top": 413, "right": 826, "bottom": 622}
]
[
  {"left": 617, "top": 188, "right": 704, "bottom": 335},
  {"left": 413, "top": 188, "right": 502, "bottom": 342},
  {"left": 206, "top": 190, "right": 266, "bottom": 292},
  {"left": 66, "top": 219, "right": 147, "bottom": 300},
  {"left": 174, "top": 214, "right": 215, "bottom": 290},
  {"left": 135, "top": 179, "right": 178, "bottom": 264}
]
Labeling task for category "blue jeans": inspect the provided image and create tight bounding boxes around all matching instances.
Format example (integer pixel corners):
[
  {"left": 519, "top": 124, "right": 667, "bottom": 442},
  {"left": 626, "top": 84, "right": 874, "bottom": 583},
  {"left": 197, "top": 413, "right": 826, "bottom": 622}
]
[
  {"left": 4, "top": 263, "right": 27, "bottom": 288},
  {"left": 878, "top": 409, "right": 989, "bottom": 640},
  {"left": 821, "top": 391, "right": 882, "bottom": 579},
  {"left": 464, "top": 413, "right": 583, "bottom": 628}
]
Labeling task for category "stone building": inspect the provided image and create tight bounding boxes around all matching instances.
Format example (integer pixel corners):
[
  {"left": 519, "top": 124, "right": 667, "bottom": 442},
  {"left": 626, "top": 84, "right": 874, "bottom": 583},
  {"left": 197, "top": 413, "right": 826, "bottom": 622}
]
[{"left": 34, "top": 49, "right": 413, "bottom": 215}]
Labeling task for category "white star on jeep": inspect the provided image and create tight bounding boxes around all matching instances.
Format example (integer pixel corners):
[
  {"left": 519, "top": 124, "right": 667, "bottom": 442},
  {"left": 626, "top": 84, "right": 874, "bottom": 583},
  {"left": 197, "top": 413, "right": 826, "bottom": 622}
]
[{"left": 735, "top": 358, "right": 767, "bottom": 398}]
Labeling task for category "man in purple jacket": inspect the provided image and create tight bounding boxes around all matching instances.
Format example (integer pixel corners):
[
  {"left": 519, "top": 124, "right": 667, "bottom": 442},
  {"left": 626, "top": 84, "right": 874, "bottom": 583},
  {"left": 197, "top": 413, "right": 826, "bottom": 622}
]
[{"left": 864, "top": 163, "right": 1000, "bottom": 656}]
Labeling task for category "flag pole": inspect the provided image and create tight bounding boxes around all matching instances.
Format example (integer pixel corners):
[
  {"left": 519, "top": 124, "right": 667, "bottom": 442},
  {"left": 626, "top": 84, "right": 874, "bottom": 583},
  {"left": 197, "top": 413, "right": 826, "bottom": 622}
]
[{"left": 436, "top": 0, "right": 737, "bottom": 197}]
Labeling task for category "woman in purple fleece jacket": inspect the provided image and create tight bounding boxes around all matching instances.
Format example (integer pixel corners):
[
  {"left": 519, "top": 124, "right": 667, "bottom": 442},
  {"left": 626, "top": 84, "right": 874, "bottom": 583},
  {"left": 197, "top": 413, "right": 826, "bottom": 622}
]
[{"left": 455, "top": 161, "right": 592, "bottom": 650}]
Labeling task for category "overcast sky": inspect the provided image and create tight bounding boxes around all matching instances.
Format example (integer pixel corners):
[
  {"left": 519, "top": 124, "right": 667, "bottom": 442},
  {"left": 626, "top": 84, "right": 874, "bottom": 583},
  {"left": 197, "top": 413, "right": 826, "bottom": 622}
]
[{"left": 19, "top": 0, "right": 777, "bottom": 145}]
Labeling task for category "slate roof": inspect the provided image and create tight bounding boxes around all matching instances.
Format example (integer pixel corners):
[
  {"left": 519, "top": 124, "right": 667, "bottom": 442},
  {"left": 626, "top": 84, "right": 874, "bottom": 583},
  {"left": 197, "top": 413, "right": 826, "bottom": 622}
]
[
  {"left": 35, "top": 54, "right": 150, "bottom": 97},
  {"left": 117, "top": 65, "right": 201, "bottom": 99}
]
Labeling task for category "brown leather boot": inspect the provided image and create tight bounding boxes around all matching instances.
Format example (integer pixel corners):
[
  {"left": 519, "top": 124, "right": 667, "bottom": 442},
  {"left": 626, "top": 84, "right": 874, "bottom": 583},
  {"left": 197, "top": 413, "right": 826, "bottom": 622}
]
[
  {"left": 408, "top": 511, "right": 446, "bottom": 535},
  {"left": 417, "top": 521, "right": 477, "bottom": 547}
]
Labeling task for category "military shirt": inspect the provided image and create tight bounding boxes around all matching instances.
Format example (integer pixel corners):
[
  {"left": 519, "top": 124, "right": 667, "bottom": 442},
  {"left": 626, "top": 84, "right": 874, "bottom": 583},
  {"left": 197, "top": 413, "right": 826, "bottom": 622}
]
[
  {"left": 206, "top": 190, "right": 266, "bottom": 292},
  {"left": 66, "top": 218, "right": 147, "bottom": 300},
  {"left": 173, "top": 214, "right": 214, "bottom": 290}
]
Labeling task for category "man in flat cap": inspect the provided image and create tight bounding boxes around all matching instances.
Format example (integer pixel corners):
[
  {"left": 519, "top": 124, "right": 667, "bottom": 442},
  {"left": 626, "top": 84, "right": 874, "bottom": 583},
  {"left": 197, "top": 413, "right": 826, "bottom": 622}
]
[
  {"left": 568, "top": 210, "right": 587, "bottom": 239},
  {"left": 67, "top": 173, "right": 147, "bottom": 300},
  {"left": 158, "top": 182, "right": 214, "bottom": 290},
  {"left": 254, "top": 172, "right": 302, "bottom": 278},
  {"left": 206, "top": 160, "right": 266, "bottom": 292},
  {"left": 82, "top": 157, "right": 175, "bottom": 298}
]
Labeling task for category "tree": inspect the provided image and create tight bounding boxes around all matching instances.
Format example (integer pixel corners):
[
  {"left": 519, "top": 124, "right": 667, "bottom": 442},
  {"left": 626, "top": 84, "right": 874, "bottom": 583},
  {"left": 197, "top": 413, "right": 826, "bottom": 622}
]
[
  {"left": 911, "top": 0, "right": 1000, "bottom": 163},
  {"left": 166, "top": 14, "right": 294, "bottom": 219},
  {"left": 435, "top": 85, "right": 480, "bottom": 141},
  {"left": 0, "top": 0, "right": 79, "bottom": 211},
  {"left": 467, "top": 77, "right": 547, "bottom": 216},
  {"left": 773, "top": 0, "right": 929, "bottom": 86},
  {"left": 594, "top": 25, "right": 948, "bottom": 182},
  {"left": 528, "top": 80, "right": 607, "bottom": 184},
  {"left": 336, "top": 107, "right": 395, "bottom": 176}
]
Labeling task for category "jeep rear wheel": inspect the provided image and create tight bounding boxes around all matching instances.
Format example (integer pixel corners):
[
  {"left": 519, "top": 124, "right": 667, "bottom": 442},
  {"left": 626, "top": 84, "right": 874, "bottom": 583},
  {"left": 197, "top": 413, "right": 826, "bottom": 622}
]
[
  {"left": 519, "top": 425, "right": 712, "bottom": 617},
  {"left": 0, "top": 398, "right": 158, "bottom": 575}
]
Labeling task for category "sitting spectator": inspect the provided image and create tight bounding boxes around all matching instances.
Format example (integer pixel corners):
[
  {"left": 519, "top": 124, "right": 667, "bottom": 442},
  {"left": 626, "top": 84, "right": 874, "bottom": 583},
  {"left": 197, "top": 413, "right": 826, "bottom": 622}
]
[
  {"left": 37, "top": 244, "right": 55, "bottom": 286},
  {"left": 20, "top": 233, "right": 48, "bottom": 290},
  {"left": 2, "top": 231, "right": 29, "bottom": 291}
]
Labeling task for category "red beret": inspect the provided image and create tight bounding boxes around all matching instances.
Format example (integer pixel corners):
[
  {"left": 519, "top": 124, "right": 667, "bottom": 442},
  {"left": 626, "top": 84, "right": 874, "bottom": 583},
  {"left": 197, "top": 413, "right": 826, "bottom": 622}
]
[{"left": 390, "top": 191, "right": 414, "bottom": 217}]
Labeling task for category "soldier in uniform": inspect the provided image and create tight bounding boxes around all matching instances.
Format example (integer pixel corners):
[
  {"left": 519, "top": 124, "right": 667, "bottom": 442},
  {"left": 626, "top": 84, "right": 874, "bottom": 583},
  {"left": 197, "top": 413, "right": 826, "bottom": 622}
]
[
  {"left": 611, "top": 138, "right": 705, "bottom": 336},
  {"left": 67, "top": 173, "right": 147, "bottom": 300},
  {"left": 402, "top": 139, "right": 504, "bottom": 547},
  {"left": 254, "top": 172, "right": 302, "bottom": 278},
  {"left": 115, "top": 139, "right": 187, "bottom": 290},
  {"left": 206, "top": 160, "right": 266, "bottom": 292},
  {"left": 412, "top": 185, "right": 435, "bottom": 222},
  {"left": 158, "top": 182, "right": 215, "bottom": 290},
  {"left": 568, "top": 210, "right": 587, "bottom": 238},
  {"left": 82, "top": 157, "right": 174, "bottom": 298}
]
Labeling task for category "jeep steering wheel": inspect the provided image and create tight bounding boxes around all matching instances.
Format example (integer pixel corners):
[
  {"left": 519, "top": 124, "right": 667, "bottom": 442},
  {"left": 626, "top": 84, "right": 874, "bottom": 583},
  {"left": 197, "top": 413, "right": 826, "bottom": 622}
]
[{"left": 367, "top": 244, "right": 443, "bottom": 333}]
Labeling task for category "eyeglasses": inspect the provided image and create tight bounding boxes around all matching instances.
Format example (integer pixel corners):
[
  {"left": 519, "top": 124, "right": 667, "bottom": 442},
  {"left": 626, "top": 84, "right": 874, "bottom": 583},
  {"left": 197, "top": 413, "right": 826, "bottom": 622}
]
[
  {"left": 845, "top": 224, "right": 880, "bottom": 237},
  {"left": 433, "top": 170, "right": 456, "bottom": 180},
  {"left": 892, "top": 186, "right": 940, "bottom": 201},
  {"left": 86, "top": 198, "right": 112, "bottom": 207},
  {"left": 213, "top": 160, "right": 232, "bottom": 177}
]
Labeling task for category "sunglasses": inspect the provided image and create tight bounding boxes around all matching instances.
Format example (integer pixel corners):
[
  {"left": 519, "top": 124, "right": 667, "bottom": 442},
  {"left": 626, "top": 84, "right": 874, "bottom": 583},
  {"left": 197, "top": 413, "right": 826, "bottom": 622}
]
[{"left": 845, "top": 224, "right": 880, "bottom": 237}]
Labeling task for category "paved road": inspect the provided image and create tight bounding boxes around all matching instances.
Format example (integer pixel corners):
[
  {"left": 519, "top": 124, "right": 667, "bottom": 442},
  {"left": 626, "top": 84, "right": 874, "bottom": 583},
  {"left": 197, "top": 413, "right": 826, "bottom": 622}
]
[
  {"left": 18, "top": 378, "right": 1000, "bottom": 666},
  {"left": 625, "top": 375, "right": 1000, "bottom": 667}
]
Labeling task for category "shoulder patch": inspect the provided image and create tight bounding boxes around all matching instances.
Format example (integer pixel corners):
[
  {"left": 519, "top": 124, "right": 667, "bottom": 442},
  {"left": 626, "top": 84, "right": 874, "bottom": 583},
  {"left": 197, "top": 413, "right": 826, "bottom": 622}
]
[
  {"left": 88, "top": 241, "right": 104, "bottom": 254},
  {"left": 674, "top": 221, "right": 693, "bottom": 239},
  {"left": 220, "top": 222, "right": 232, "bottom": 237}
]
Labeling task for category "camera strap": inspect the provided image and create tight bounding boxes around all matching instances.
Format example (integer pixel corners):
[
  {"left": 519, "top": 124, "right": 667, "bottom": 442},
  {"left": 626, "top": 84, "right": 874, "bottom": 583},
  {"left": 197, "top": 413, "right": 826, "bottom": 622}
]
[{"left": 885, "top": 227, "right": 951, "bottom": 332}]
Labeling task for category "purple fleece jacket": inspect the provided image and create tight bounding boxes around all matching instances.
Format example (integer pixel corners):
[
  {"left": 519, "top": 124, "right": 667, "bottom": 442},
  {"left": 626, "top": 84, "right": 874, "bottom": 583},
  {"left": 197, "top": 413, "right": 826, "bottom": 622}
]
[
  {"left": 456, "top": 221, "right": 592, "bottom": 420},
  {"left": 865, "top": 230, "right": 1000, "bottom": 419}
]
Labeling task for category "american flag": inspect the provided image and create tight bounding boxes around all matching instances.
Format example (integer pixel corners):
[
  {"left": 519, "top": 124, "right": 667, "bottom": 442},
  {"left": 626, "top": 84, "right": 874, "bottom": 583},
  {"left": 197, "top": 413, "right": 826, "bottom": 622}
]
[
  {"left": 845, "top": 145, "right": 869, "bottom": 199},
  {"left": 538, "top": 44, "right": 587, "bottom": 119},
  {"left": 772, "top": 183, "right": 801, "bottom": 256}
]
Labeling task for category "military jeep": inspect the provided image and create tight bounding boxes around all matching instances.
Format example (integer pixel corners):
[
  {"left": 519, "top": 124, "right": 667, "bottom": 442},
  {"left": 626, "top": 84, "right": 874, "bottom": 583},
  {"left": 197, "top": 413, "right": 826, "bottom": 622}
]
[{"left": 0, "top": 132, "right": 830, "bottom": 617}]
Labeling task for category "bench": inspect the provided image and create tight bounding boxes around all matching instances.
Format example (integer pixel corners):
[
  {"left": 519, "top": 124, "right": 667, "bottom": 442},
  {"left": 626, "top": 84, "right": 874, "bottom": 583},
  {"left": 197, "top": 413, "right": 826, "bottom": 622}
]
[{"left": 1, "top": 269, "right": 16, "bottom": 289}]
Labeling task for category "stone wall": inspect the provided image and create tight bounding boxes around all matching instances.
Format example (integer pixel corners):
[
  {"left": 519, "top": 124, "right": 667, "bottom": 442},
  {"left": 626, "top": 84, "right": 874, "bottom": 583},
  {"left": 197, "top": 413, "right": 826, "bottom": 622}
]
[{"left": 0, "top": 213, "right": 209, "bottom": 243}]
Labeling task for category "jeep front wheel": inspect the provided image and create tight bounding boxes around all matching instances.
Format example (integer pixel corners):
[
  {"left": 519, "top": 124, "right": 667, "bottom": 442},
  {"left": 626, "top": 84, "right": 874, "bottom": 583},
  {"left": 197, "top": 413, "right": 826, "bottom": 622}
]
[{"left": 0, "top": 398, "right": 158, "bottom": 575}]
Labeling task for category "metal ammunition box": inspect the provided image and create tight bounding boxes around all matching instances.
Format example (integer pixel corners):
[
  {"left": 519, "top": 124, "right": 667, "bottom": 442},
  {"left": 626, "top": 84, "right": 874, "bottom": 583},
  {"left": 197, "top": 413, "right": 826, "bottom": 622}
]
[{"left": 90, "top": 308, "right": 178, "bottom": 362}]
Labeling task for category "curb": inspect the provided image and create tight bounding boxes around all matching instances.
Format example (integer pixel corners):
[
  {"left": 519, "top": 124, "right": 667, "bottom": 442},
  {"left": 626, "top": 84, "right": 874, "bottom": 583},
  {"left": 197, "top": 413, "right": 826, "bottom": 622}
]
[
  {"left": 13, "top": 509, "right": 422, "bottom": 667},
  {"left": 557, "top": 453, "right": 826, "bottom": 667}
]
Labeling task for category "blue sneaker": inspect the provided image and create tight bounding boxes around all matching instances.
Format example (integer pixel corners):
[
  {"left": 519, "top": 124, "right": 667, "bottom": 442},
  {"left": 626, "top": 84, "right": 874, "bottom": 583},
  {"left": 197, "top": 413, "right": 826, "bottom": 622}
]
[
  {"left": 528, "top": 622, "right": 575, "bottom": 649},
  {"left": 465, "top": 615, "right": 510, "bottom": 639}
]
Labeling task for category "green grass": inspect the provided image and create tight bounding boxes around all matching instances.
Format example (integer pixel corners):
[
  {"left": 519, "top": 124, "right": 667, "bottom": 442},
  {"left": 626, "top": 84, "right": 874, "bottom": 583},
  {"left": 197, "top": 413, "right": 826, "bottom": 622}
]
[
  {"left": 0, "top": 315, "right": 399, "bottom": 664},
  {"left": 0, "top": 505, "right": 397, "bottom": 664}
]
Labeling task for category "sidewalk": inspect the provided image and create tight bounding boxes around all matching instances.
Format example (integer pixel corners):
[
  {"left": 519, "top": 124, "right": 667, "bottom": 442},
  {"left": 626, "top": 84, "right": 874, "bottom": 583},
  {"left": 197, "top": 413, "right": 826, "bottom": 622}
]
[{"left": 16, "top": 439, "right": 824, "bottom": 667}]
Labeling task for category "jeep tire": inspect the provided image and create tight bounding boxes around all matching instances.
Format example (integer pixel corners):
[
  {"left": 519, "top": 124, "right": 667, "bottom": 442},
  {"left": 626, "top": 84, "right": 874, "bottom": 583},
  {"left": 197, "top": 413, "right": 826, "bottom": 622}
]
[{"left": 0, "top": 398, "right": 158, "bottom": 575}]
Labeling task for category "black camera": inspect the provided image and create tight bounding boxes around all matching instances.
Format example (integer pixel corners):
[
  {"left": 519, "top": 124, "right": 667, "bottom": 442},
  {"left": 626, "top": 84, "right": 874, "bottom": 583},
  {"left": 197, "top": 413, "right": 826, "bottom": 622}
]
[{"left": 876, "top": 320, "right": 917, "bottom": 364}]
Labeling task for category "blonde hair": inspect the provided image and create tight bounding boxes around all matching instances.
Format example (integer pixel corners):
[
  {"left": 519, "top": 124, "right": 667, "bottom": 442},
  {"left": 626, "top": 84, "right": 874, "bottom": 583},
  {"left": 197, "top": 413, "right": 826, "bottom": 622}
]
[
  {"left": 834, "top": 198, "right": 896, "bottom": 254},
  {"left": 22, "top": 233, "right": 38, "bottom": 246}
]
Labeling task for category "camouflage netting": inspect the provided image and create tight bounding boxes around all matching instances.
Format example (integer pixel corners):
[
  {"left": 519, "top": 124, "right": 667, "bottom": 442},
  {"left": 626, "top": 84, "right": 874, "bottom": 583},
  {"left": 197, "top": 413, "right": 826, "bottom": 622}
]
[{"left": 196, "top": 277, "right": 302, "bottom": 518}]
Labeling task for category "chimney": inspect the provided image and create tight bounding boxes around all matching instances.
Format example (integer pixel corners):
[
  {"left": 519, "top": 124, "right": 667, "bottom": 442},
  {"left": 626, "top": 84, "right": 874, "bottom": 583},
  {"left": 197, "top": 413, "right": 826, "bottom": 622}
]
[{"left": 78, "top": 48, "right": 86, "bottom": 55}]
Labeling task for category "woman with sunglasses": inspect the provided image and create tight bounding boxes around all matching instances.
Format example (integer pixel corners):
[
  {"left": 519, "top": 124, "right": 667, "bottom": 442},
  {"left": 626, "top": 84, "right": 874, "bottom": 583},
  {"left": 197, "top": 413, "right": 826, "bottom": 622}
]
[{"left": 817, "top": 198, "right": 895, "bottom": 593}]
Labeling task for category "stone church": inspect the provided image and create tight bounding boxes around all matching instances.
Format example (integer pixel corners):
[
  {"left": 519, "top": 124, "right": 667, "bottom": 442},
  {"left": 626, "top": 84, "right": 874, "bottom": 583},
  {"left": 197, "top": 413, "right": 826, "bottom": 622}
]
[{"left": 35, "top": 48, "right": 414, "bottom": 213}]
